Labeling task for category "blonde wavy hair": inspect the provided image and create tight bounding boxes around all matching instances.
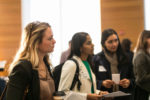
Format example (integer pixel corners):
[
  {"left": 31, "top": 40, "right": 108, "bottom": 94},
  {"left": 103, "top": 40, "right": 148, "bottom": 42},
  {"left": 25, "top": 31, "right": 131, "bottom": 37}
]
[{"left": 9, "top": 21, "right": 51, "bottom": 73}]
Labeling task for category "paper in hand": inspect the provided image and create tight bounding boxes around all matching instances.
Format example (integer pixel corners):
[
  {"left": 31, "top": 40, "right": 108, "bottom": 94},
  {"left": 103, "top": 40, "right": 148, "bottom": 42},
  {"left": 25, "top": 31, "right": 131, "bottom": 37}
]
[
  {"left": 102, "top": 91, "right": 131, "bottom": 98},
  {"left": 112, "top": 74, "right": 120, "bottom": 84}
]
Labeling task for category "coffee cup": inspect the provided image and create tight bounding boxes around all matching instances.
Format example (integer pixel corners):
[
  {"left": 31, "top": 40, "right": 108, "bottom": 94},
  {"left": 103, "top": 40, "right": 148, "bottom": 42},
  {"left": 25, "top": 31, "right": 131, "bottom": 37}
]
[{"left": 53, "top": 91, "right": 66, "bottom": 100}]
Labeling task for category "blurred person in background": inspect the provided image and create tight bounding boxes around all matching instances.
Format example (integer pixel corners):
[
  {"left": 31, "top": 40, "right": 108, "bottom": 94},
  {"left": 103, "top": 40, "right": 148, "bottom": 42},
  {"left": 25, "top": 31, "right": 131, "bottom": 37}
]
[
  {"left": 121, "top": 38, "right": 134, "bottom": 62},
  {"left": 133, "top": 30, "right": 150, "bottom": 100},
  {"left": 60, "top": 40, "right": 71, "bottom": 64}
]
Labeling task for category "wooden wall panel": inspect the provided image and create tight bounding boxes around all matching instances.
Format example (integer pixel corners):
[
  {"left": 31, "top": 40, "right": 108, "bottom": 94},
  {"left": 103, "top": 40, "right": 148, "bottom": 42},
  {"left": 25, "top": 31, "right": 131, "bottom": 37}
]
[
  {"left": 101, "top": 0, "right": 144, "bottom": 50},
  {"left": 0, "top": 0, "right": 21, "bottom": 75}
]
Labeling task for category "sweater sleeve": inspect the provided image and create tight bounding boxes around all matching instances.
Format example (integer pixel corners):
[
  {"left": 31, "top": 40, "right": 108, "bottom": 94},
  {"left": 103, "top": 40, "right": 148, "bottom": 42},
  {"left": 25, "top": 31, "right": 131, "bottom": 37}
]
[
  {"left": 64, "top": 91, "right": 87, "bottom": 100},
  {"left": 58, "top": 60, "right": 76, "bottom": 91}
]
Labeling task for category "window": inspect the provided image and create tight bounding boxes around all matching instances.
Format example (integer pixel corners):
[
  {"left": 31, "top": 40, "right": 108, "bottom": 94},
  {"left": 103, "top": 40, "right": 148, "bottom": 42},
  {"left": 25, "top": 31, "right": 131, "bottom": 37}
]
[
  {"left": 22, "top": 0, "right": 101, "bottom": 66},
  {"left": 144, "top": 0, "right": 150, "bottom": 30}
]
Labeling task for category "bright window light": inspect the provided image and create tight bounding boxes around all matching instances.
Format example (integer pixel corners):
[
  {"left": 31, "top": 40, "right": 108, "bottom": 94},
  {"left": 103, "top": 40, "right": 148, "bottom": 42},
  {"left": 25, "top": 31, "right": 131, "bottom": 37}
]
[
  {"left": 144, "top": 0, "right": 150, "bottom": 30},
  {"left": 22, "top": 0, "right": 101, "bottom": 66}
]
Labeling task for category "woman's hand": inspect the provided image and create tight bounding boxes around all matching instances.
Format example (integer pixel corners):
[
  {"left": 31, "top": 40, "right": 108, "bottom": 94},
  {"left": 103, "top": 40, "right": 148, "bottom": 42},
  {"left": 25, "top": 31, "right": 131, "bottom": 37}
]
[
  {"left": 99, "top": 91, "right": 109, "bottom": 96},
  {"left": 87, "top": 93, "right": 102, "bottom": 100},
  {"left": 119, "top": 78, "right": 130, "bottom": 88},
  {"left": 87, "top": 92, "right": 113, "bottom": 100},
  {"left": 102, "top": 80, "right": 114, "bottom": 88},
  {"left": 99, "top": 91, "right": 114, "bottom": 100}
]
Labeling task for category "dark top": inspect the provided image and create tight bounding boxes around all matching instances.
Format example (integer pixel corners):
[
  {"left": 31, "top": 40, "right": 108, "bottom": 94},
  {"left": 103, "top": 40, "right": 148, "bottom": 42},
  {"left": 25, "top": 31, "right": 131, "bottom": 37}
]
[
  {"left": 125, "top": 51, "right": 134, "bottom": 63},
  {"left": 6, "top": 59, "right": 53, "bottom": 100},
  {"left": 0, "top": 78, "right": 6, "bottom": 96},
  {"left": 93, "top": 51, "right": 135, "bottom": 93}
]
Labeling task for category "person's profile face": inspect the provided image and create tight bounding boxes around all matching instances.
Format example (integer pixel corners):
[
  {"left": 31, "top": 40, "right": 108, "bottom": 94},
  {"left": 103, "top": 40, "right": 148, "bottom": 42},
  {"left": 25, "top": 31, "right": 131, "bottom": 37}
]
[
  {"left": 80, "top": 35, "right": 94, "bottom": 56},
  {"left": 38, "top": 27, "right": 56, "bottom": 54},
  {"left": 104, "top": 34, "right": 119, "bottom": 53}
]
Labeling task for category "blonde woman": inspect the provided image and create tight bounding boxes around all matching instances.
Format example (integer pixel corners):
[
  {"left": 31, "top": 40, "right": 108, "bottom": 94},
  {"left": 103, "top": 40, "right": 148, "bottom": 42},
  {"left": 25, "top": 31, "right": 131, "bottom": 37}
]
[{"left": 6, "top": 21, "right": 56, "bottom": 100}]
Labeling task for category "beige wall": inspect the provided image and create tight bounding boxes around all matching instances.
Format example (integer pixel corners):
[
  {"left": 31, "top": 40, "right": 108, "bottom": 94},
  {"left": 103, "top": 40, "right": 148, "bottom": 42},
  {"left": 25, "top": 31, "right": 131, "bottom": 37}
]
[
  {"left": 0, "top": 0, "right": 21, "bottom": 75},
  {"left": 101, "top": 0, "right": 144, "bottom": 50}
]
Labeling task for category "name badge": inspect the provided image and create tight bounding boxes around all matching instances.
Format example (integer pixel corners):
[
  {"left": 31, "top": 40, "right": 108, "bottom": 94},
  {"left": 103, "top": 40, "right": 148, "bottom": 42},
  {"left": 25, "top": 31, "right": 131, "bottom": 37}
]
[
  {"left": 98, "top": 65, "right": 107, "bottom": 72},
  {"left": 80, "top": 71, "right": 90, "bottom": 79}
]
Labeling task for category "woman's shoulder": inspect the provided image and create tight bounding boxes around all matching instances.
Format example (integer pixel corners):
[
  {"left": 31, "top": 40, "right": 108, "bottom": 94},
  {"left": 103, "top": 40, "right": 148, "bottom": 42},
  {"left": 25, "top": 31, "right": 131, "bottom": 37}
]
[
  {"left": 95, "top": 51, "right": 103, "bottom": 56},
  {"left": 134, "top": 50, "right": 147, "bottom": 59},
  {"left": 62, "top": 56, "right": 81, "bottom": 72},
  {"left": 63, "top": 59, "right": 77, "bottom": 70},
  {"left": 93, "top": 51, "right": 104, "bottom": 61},
  {"left": 10, "top": 59, "right": 33, "bottom": 79},
  {"left": 133, "top": 50, "right": 148, "bottom": 65},
  {"left": 18, "top": 59, "right": 32, "bottom": 66},
  {"left": 16, "top": 60, "right": 32, "bottom": 71}
]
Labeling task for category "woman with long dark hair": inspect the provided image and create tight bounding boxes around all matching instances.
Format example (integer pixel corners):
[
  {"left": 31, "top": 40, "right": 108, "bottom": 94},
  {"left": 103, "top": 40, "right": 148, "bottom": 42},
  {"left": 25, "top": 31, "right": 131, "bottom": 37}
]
[
  {"left": 93, "top": 28, "right": 135, "bottom": 100},
  {"left": 58, "top": 32, "right": 108, "bottom": 100}
]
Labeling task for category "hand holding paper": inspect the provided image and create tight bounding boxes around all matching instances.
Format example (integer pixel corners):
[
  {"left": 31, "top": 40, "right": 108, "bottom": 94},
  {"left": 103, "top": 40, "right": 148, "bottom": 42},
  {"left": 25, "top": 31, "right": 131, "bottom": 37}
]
[
  {"left": 99, "top": 91, "right": 109, "bottom": 96},
  {"left": 102, "top": 80, "right": 114, "bottom": 88},
  {"left": 119, "top": 78, "right": 130, "bottom": 88}
]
